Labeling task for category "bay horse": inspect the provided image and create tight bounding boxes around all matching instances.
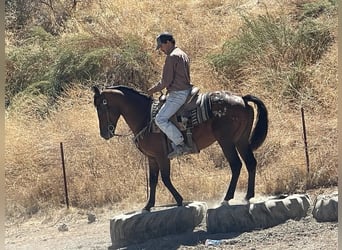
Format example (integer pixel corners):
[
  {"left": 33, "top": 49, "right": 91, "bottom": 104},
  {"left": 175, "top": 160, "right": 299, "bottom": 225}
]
[{"left": 92, "top": 85, "right": 268, "bottom": 211}]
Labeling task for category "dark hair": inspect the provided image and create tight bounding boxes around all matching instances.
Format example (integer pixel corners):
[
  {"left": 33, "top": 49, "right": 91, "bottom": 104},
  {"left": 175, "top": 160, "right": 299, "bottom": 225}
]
[
  {"left": 156, "top": 32, "right": 175, "bottom": 49},
  {"left": 159, "top": 34, "right": 175, "bottom": 44}
]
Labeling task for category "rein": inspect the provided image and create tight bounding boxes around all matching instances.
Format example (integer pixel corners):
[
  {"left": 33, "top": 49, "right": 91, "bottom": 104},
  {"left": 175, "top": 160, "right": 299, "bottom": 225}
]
[
  {"left": 133, "top": 123, "right": 150, "bottom": 145},
  {"left": 103, "top": 98, "right": 133, "bottom": 138},
  {"left": 113, "top": 132, "right": 133, "bottom": 137},
  {"left": 100, "top": 88, "right": 151, "bottom": 141}
]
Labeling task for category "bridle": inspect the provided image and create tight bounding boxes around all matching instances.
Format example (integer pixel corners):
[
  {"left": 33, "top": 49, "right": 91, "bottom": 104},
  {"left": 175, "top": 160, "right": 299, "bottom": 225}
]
[{"left": 100, "top": 97, "right": 132, "bottom": 137}]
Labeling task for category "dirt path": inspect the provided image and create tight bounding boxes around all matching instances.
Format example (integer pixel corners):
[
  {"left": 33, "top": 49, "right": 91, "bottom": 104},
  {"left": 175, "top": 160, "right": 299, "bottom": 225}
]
[{"left": 5, "top": 188, "right": 338, "bottom": 250}]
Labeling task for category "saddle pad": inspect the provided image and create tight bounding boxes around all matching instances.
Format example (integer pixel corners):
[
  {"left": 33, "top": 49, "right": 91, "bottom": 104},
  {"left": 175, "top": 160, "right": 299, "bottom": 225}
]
[
  {"left": 149, "top": 90, "right": 243, "bottom": 133},
  {"left": 150, "top": 93, "right": 212, "bottom": 133}
]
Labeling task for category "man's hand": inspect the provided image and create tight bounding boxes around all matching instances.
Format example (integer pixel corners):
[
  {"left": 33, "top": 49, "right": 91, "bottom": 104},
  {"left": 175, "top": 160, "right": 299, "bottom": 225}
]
[
  {"left": 147, "top": 89, "right": 154, "bottom": 96},
  {"left": 147, "top": 81, "right": 162, "bottom": 96}
]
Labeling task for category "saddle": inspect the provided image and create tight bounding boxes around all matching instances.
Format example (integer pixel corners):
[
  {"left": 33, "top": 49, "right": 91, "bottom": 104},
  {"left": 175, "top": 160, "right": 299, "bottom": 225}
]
[{"left": 150, "top": 87, "right": 243, "bottom": 154}]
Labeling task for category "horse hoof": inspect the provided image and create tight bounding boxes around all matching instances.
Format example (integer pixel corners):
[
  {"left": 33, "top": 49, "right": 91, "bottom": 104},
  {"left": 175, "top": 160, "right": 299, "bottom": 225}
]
[
  {"left": 221, "top": 200, "right": 229, "bottom": 206},
  {"left": 142, "top": 207, "right": 151, "bottom": 212},
  {"left": 245, "top": 195, "right": 254, "bottom": 201},
  {"left": 141, "top": 209, "right": 150, "bottom": 213}
]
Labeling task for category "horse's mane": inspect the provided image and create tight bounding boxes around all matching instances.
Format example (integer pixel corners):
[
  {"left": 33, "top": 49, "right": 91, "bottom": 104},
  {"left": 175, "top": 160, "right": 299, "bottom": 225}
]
[{"left": 105, "top": 85, "right": 152, "bottom": 100}]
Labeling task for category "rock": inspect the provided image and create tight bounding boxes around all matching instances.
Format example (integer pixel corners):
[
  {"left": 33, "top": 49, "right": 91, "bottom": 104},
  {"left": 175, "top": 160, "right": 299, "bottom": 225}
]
[
  {"left": 87, "top": 213, "right": 96, "bottom": 224},
  {"left": 58, "top": 223, "right": 68, "bottom": 232},
  {"left": 207, "top": 194, "right": 311, "bottom": 233},
  {"left": 109, "top": 202, "right": 207, "bottom": 249},
  {"left": 312, "top": 192, "right": 338, "bottom": 222}
]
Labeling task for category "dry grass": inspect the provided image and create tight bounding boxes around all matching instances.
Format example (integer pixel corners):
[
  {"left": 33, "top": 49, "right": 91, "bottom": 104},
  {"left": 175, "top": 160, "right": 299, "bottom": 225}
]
[{"left": 5, "top": 0, "right": 337, "bottom": 220}]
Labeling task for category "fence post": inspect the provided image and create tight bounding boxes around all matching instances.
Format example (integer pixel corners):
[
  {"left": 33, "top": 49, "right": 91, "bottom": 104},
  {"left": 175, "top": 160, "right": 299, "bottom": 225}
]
[
  {"left": 301, "top": 107, "right": 310, "bottom": 175},
  {"left": 60, "top": 142, "right": 70, "bottom": 209}
]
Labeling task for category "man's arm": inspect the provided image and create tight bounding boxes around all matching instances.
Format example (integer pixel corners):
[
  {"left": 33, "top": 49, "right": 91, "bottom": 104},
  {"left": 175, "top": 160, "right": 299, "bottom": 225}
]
[
  {"left": 148, "top": 56, "right": 174, "bottom": 95},
  {"left": 147, "top": 81, "right": 163, "bottom": 95}
]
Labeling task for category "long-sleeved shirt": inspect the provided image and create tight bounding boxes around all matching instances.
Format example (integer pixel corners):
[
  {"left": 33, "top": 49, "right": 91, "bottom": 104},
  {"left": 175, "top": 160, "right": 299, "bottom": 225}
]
[{"left": 149, "top": 46, "right": 193, "bottom": 93}]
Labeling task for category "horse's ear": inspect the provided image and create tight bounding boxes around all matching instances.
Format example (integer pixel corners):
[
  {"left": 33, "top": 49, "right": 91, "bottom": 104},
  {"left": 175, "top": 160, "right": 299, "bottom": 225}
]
[{"left": 92, "top": 86, "right": 101, "bottom": 96}]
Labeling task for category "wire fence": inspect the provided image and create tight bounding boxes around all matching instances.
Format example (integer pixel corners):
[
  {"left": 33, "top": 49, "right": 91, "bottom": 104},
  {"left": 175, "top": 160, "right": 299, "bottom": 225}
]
[{"left": 6, "top": 108, "right": 337, "bottom": 209}]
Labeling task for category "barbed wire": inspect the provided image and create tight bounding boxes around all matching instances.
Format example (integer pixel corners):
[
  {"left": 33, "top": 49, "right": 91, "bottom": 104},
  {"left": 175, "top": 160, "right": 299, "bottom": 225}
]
[{"left": 6, "top": 120, "right": 338, "bottom": 209}]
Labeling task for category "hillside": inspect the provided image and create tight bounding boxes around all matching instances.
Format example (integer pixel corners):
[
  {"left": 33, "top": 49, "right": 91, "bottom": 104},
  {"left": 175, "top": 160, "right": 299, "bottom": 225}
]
[{"left": 5, "top": 0, "right": 337, "bottom": 220}]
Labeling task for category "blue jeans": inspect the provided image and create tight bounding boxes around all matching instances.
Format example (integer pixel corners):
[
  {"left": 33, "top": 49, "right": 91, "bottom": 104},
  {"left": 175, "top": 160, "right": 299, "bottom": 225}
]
[{"left": 155, "top": 89, "right": 191, "bottom": 145}]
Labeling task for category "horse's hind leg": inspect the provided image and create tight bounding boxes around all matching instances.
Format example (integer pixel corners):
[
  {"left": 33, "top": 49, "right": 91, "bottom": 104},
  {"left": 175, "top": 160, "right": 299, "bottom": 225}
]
[
  {"left": 218, "top": 141, "right": 243, "bottom": 201},
  {"left": 237, "top": 142, "right": 257, "bottom": 200}
]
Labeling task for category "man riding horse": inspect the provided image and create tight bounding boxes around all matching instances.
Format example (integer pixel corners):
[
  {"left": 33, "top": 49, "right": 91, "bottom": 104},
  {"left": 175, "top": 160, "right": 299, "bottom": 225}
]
[{"left": 147, "top": 32, "right": 194, "bottom": 159}]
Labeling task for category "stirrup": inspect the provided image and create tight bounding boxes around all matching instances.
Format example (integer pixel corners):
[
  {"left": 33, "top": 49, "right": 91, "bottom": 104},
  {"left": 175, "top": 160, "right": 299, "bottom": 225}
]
[{"left": 168, "top": 144, "right": 191, "bottom": 159}]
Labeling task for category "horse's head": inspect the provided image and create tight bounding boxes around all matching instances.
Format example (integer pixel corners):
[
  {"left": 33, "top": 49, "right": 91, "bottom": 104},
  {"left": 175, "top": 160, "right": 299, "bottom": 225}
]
[{"left": 92, "top": 86, "right": 121, "bottom": 140}]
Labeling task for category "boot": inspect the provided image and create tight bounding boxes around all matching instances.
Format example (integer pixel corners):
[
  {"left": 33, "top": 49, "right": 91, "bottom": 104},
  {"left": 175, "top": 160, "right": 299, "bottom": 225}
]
[{"left": 168, "top": 142, "right": 192, "bottom": 159}]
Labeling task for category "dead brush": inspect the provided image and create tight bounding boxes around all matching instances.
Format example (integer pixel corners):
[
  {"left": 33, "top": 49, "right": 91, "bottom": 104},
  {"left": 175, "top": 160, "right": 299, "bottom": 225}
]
[{"left": 5, "top": 0, "right": 337, "bottom": 219}]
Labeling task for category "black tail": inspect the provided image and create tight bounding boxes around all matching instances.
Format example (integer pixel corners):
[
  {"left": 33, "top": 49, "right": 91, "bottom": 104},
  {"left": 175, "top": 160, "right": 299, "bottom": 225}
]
[{"left": 243, "top": 95, "right": 268, "bottom": 150}]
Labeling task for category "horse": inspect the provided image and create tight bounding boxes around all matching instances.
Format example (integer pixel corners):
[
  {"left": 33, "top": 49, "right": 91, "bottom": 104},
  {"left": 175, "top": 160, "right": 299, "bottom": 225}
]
[{"left": 92, "top": 85, "right": 268, "bottom": 211}]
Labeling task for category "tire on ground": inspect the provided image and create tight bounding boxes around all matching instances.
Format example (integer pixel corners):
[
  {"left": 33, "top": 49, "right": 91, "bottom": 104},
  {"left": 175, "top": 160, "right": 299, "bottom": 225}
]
[
  {"left": 207, "top": 194, "right": 311, "bottom": 233},
  {"left": 312, "top": 192, "right": 338, "bottom": 222},
  {"left": 109, "top": 201, "right": 207, "bottom": 249}
]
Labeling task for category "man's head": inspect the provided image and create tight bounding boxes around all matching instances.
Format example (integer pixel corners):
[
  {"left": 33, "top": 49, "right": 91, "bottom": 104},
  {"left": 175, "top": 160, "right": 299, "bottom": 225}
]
[{"left": 156, "top": 32, "right": 175, "bottom": 51}]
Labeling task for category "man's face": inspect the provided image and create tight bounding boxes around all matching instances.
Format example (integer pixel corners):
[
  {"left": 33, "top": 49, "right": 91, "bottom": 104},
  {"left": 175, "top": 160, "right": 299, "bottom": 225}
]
[{"left": 159, "top": 41, "right": 172, "bottom": 54}]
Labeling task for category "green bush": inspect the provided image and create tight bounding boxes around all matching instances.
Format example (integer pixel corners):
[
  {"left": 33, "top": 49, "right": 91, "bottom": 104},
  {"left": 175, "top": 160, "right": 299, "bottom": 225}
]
[
  {"left": 209, "top": 14, "right": 289, "bottom": 79},
  {"left": 209, "top": 13, "right": 332, "bottom": 78},
  {"left": 110, "top": 36, "right": 157, "bottom": 90},
  {"left": 297, "top": 0, "right": 337, "bottom": 20},
  {"left": 5, "top": 26, "right": 57, "bottom": 106},
  {"left": 293, "top": 20, "right": 333, "bottom": 64},
  {"left": 6, "top": 29, "right": 157, "bottom": 111},
  {"left": 51, "top": 47, "right": 111, "bottom": 91},
  {"left": 208, "top": 12, "right": 333, "bottom": 104},
  {"left": 51, "top": 34, "right": 155, "bottom": 93}
]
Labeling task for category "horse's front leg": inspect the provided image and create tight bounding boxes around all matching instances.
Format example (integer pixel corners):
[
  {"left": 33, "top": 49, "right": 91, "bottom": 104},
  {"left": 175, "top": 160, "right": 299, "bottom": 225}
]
[
  {"left": 158, "top": 158, "right": 183, "bottom": 207},
  {"left": 143, "top": 158, "right": 159, "bottom": 212}
]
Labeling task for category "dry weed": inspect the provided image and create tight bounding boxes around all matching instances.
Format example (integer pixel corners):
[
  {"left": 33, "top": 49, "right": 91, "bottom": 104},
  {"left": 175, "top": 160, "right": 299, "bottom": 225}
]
[{"left": 5, "top": 0, "right": 337, "bottom": 219}]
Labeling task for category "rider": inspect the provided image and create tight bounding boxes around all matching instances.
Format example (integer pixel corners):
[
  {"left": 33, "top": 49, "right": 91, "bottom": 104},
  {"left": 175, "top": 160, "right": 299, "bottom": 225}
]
[{"left": 147, "top": 32, "right": 193, "bottom": 159}]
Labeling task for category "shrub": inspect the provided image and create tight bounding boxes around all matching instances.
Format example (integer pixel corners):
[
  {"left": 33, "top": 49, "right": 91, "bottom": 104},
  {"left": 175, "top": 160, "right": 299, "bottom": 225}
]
[
  {"left": 51, "top": 34, "right": 156, "bottom": 92},
  {"left": 209, "top": 13, "right": 332, "bottom": 79},
  {"left": 208, "top": 12, "right": 333, "bottom": 105},
  {"left": 5, "top": 0, "right": 77, "bottom": 35},
  {"left": 110, "top": 36, "right": 157, "bottom": 90},
  {"left": 6, "top": 29, "right": 157, "bottom": 111},
  {"left": 293, "top": 20, "right": 333, "bottom": 64},
  {"left": 297, "top": 0, "right": 337, "bottom": 20}
]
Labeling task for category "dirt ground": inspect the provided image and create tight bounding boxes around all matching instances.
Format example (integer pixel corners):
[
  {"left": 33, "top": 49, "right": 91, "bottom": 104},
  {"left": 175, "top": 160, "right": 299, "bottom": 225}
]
[{"left": 5, "top": 188, "right": 338, "bottom": 250}]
